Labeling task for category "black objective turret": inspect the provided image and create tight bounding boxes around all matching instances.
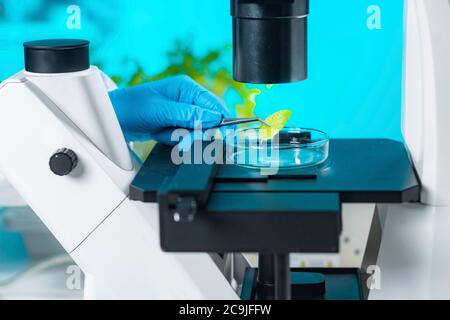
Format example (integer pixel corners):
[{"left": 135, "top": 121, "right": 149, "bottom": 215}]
[{"left": 232, "top": 0, "right": 309, "bottom": 84}]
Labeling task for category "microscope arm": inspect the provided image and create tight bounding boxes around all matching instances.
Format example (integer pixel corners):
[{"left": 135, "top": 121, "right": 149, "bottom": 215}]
[{"left": 0, "top": 68, "right": 238, "bottom": 299}]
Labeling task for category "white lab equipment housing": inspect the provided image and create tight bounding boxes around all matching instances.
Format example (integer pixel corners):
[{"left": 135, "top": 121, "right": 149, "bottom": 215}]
[
  {"left": 0, "top": 67, "right": 238, "bottom": 299},
  {"left": 0, "top": 0, "right": 449, "bottom": 299},
  {"left": 370, "top": 0, "right": 450, "bottom": 299}
]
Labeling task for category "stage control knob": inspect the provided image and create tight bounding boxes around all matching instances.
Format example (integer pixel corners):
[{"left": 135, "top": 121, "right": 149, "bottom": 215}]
[{"left": 49, "top": 148, "right": 78, "bottom": 176}]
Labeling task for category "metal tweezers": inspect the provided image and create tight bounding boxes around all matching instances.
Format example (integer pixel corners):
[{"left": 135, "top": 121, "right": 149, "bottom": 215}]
[{"left": 217, "top": 118, "right": 270, "bottom": 128}]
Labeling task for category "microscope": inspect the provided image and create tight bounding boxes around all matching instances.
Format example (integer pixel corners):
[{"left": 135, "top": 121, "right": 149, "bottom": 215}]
[{"left": 0, "top": 0, "right": 449, "bottom": 300}]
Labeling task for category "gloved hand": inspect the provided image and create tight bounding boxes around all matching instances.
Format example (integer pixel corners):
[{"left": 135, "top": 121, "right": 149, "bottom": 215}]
[{"left": 108, "top": 75, "right": 230, "bottom": 145}]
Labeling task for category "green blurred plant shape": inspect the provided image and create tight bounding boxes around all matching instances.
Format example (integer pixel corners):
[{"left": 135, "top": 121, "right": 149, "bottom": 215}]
[
  {"left": 112, "top": 40, "right": 292, "bottom": 160},
  {"left": 112, "top": 40, "right": 261, "bottom": 118}
]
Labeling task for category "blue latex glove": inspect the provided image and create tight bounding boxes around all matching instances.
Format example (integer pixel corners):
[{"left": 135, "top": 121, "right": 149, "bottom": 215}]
[{"left": 108, "top": 75, "right": 230, "bottom": 144}]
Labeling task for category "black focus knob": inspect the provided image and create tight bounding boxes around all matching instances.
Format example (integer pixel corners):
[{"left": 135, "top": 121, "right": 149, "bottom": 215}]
[
  {"left": 24, "top": 39, "right": 90, "bottom": 74},
  {"left": 49, "top": 148, "right": 78, "bottom": 176}
]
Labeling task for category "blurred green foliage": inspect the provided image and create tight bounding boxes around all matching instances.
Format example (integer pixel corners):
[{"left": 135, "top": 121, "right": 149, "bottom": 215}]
[
  {"left": 114, "top": 40, "right": 296, "bottom": 161},
  {"left": 113, "top": 40, "right": 267, "bottom": 161},
  {"left": 112, "top": 40, "right": 261, "bottom": 119}
]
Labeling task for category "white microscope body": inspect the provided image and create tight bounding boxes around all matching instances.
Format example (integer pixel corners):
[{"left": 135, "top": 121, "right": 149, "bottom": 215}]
[
  {"left": 370, "top": 0, "right": 450, "bottom": 299},
  {"left": 0, "top": 63, "right": 238, "bottom": 299},
  {"left": 0, "top": 0, "right": 449, "bottom": 300}
]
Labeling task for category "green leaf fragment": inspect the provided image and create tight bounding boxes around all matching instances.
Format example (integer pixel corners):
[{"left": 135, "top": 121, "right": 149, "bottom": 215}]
[
  {"left": 131, "top": 140, "right": 157, "bottom": 161},
  {"left": 259, "top": 110, "right": 292, "bottom": 140}
]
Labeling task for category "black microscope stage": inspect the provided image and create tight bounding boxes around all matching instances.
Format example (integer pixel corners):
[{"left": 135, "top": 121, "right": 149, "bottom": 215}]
[{"left": 130, "top": 139, "right": 420, "bottom": 300}]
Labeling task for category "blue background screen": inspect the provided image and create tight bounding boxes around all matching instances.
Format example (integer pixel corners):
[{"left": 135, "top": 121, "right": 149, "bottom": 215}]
[{"left": 0, "top": 0, "right": 405, "bottom": 140}]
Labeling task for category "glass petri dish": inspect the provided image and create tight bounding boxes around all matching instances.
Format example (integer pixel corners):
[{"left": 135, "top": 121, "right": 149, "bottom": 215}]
[{"left": 226, "top": 127, "right": 329, "bottom": 169}]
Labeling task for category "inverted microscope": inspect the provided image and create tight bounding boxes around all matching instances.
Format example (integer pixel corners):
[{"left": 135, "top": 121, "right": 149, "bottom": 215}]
[{"left": 0, "top": 0, "right": 449, "bottom": 300}]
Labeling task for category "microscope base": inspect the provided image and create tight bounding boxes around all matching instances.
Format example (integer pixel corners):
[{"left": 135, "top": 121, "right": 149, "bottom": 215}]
[{"left": 241, "top": 268, "right": 363, "bottom": 300}]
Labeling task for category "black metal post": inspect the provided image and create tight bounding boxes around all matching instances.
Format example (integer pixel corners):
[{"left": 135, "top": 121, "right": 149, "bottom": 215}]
[
  {"left": 274, "top": 253, "right": 291, "bottom": 300},
  {"left": 257, "top": 254, "right": 275, "bottom": 300}
]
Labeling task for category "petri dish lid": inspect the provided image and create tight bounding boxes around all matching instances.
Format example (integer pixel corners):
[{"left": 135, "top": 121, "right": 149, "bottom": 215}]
[{"left": 226, "top": 127, "right": 330, "bottom": 169}]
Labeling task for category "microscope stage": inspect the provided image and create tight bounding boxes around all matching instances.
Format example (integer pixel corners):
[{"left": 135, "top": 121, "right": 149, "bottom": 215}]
[{"left": 130, "top": 139, "right": 420, "bottom": 253}]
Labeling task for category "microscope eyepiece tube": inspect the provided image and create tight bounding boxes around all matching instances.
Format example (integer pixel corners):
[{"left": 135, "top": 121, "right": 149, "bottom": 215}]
[{"left": 231, "top": 0, "right": 309, "bottom": 84}]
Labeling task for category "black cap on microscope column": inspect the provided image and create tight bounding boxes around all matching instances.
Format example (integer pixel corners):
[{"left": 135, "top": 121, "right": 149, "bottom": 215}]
[{"left": 24, "top": 39, "right": 90, "bottom": 74}]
